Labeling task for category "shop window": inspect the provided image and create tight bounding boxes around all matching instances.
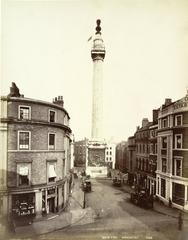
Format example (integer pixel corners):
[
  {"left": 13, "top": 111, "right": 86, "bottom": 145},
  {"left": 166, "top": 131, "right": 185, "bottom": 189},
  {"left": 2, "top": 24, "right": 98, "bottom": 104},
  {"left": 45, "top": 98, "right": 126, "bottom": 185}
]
[
  {"left": 162, "top": 137, "right": 167, "bottom": 149},
  {"left": 175, "top": 115, "right": 182, "bottom": 126},
  {"left": 48, "top": 164, "right": 57, "bottom": 182},
  {"left": 12, "top": 193, "right": 35, "bottom": 217},
  {"left": 48, "top": 133, "right": 55, "bottom": 150},
  {"left": 174, "top": 158, "right": 182, "bottom": 177},
  {"left": 18, "top": 131, "right": 30, "bottom": 150},
  {"left": 49, "top": 110, "right": 56, "bottom": 123},
  {"left": 175, "top": 134, "right": 182, "bottom": 149},
  {"left": 172, "top": 182, "right": 185, "bottom": 206},
  {"left": 161, "top": 178, "right": 166, "bottom": 198},
  {"left": 19, "top": 106, "right": 31, "bottom": 120}
]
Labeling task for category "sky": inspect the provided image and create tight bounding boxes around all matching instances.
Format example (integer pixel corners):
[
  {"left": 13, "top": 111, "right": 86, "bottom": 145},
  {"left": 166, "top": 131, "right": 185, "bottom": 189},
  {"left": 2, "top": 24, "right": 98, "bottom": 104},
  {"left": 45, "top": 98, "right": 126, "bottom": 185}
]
[{"left": 1, "top": 0, "right": 188, "bottom": 142}]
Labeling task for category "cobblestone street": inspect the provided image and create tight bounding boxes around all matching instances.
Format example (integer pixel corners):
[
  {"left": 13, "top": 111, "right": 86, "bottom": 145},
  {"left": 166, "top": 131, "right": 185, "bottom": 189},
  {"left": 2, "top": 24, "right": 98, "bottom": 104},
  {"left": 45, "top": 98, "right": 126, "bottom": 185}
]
[{"left": 40, "top": 178, "right": 188, "bottom": 240}]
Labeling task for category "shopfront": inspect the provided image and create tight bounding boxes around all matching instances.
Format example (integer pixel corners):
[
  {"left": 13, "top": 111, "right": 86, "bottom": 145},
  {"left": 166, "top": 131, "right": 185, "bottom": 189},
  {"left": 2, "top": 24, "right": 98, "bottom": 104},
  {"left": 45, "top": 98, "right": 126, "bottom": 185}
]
[
  {"left": 12, "top": 193, "right": 35, "bottom": 218},
  {"left": 172, "top": 182, "right": 185, "bottom": 206}
]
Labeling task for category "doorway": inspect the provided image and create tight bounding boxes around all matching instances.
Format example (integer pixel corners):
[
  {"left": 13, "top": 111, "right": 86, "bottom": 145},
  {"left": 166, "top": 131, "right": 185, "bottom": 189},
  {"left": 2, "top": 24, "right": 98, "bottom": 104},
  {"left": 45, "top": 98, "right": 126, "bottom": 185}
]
[{"left": 47, "top": 197, "right": 55, "bottom": 213}]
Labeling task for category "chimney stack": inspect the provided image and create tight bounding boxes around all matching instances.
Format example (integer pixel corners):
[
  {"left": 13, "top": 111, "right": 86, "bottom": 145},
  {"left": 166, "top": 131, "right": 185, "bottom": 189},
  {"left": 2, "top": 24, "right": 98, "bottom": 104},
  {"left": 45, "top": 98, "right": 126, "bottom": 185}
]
[
  {"left": 142, "top": 118, "right": 149, "bottom": 128},
  {"left": 152, "top": 109, "right": 158, "bottom": 124},
  {"left": 8, "top": 82, "right": 21, "bottom": 97},
  {"left": 53, "top": 96, "right": 64, "bottom": 107},
  {"left": 165, "top": 98, "right": 172, "bottom": 106}
]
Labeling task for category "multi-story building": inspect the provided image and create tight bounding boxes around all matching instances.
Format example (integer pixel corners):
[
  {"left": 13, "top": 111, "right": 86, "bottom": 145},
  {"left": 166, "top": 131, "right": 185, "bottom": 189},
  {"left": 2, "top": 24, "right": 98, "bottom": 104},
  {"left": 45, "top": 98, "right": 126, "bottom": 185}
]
[
  {"left": 135, "top": 118, "right": 151, "bottom": 190},
  {"left": 0, "top": 83, "right": 72, "bottom": 223},
  {"left": 148, "top": 110, "right": 158, "bottom": 195},
  {"left": 74, "top": 138, "right": 88, "bottom": 168},
  {"left": 127, "top": 136, "right": 136, "bottom": 185},
  {"left": 105, "top": 143, "right": 116, "bottom": 170},
  {"left": 156, "top": 94, "right": 188, "bottom": 210},
  {"left": 115, "top": 141, "right": 128, "bottom": 173}
]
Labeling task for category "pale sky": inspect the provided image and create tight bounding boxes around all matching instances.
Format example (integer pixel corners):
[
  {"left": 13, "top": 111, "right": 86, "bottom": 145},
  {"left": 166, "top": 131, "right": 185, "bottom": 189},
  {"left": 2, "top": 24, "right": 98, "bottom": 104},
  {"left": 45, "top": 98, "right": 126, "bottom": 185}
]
[{"left": 1, "top": 0, "right": 188, "bottom": 142}]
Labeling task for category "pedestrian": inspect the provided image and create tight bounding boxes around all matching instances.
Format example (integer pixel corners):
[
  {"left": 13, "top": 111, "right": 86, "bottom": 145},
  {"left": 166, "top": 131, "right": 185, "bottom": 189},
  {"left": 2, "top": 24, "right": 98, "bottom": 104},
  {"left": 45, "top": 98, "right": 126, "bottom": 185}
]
[
  {"left": 168, "top": 198, "right": 172, "bottom": 208},
  {"left": 178, "top": 211, "right": 183, "bottom": 231}
]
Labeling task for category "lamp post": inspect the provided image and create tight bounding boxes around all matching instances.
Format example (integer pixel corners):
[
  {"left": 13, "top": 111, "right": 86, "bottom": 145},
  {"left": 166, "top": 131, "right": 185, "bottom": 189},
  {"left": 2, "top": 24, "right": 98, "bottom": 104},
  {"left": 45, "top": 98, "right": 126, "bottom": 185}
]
[{"left": 83, "top": 189, "right": 86, "bottom": 209}]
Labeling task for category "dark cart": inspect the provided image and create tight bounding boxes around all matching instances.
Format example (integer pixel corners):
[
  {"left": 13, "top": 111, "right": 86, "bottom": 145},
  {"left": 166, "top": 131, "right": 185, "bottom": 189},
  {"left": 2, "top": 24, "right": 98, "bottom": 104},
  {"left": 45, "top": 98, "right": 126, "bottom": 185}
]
[
  {"left": 113, "top": 177, "right": 122, "bottom": 187},
  {"left": 82, "top": 180, "right": 92, "bottom": 192},
  {"left": 130, "top": 189, "right": 153, "bottom": 209}
]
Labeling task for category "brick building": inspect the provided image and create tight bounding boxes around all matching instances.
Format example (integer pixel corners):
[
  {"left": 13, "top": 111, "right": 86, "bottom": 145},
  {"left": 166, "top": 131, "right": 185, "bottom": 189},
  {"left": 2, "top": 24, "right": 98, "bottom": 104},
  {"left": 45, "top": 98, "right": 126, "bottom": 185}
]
[
  {"left": 127, "top": 136, "right": 136, "bottom": 185},
  {"left": 105, "top": 143, "right": 116, "bottom": 170},
  {"left": 115, "top": 141, "right": 128, "bottom": 173},
  {"left": 74, "top": 138, "right": 88, "bottom": 168},
  {"left": 0, "top": 83, "right": 72, "bottom": 222},
  {"left": 156, "top": 94, "right": 188, "bottom": 210},
  {"left": 135, "top": 118, "right": 152, "bottom": 190},
  {"left": 147, "top": 110, "right": 158, "bottom": 195}
]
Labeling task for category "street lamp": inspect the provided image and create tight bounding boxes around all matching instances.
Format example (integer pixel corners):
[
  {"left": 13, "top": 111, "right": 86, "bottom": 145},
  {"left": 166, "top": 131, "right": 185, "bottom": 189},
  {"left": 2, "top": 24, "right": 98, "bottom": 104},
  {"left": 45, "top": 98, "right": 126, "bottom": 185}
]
[{"left": 83, "top": 189, "right": 86, "bottom": 209}]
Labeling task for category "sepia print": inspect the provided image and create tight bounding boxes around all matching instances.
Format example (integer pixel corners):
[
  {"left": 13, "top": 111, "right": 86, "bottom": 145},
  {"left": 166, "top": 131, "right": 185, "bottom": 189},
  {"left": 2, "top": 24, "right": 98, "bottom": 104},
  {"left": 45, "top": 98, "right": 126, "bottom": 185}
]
[{"left": 0, "top": 0, "right": 188, "bottom": 240}]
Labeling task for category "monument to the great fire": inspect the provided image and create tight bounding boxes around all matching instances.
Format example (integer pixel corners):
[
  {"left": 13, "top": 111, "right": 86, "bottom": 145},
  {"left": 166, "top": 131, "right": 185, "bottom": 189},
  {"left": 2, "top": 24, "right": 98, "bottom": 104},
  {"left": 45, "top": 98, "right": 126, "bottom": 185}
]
[{"left": 86, "top": 19, "right": 107, "bottom": 178}]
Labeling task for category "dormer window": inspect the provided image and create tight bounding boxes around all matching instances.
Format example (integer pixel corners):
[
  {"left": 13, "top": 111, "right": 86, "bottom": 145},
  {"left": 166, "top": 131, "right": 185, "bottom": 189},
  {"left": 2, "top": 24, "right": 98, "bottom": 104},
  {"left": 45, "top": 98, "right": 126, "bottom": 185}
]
[
  {"left": 19, "top": 106, "right": 31, "bottom": 120},
  {"left": 49, "top": 110, "right": 56, "bottom": 123}
]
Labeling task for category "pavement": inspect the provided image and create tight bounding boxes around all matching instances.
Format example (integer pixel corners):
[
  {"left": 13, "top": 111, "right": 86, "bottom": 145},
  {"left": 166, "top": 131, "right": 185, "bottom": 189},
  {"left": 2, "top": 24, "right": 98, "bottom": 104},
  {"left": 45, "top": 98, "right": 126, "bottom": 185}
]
[
  {"left": 116, "top": 180, "right": 188, "bottom": 221},
  {"left": 4, "top": 178, "right": 95, "bottom": 239},
  {"left": 3, "top": 177, "right": 188, "bottom": 239}
]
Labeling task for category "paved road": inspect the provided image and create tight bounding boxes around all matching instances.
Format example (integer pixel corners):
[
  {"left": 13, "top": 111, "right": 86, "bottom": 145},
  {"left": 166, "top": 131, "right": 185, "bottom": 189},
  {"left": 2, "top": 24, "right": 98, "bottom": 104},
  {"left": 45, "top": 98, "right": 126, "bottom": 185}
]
[{"left": 40, "top": 179, "right": 187, "bottom": 240}]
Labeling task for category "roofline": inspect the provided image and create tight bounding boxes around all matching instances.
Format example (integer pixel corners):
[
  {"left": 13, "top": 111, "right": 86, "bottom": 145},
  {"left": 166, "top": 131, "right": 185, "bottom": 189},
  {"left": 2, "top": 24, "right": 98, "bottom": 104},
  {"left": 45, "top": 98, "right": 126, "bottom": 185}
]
[{"left": 5, "top": 96, "right": 70, "bottom": 119}]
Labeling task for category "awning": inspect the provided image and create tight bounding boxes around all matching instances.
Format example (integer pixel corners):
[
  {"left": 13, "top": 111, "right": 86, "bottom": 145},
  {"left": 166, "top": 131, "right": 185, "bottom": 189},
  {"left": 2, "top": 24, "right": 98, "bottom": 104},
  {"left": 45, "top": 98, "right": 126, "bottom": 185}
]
[
  {"left": 19, "top": 166, "right": 29, "bottom": 176},
  {"left": 49, "top": 165, "right": 57, "bottom": 178}
]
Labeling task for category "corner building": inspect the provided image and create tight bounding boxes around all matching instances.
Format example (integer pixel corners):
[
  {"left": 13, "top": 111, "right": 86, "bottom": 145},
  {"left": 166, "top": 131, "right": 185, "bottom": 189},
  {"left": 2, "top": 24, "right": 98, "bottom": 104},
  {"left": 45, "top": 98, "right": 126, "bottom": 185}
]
[
  {"left": 156, "top": 94, "right": 188, "bottom": 210},
  {"left": 0, "top": 83, "right": 72, "bottom": 221}
]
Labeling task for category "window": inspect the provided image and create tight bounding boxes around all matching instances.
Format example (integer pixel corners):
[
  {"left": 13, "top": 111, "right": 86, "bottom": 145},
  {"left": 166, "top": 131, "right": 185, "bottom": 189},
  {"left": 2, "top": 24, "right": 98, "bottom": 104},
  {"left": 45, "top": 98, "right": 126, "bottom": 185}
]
[
  {"left": 17, "top": 164, "right": 30, "bottom": 186},
  {"left": 162, "top": 158, "right": 167, "bottom": 173},
  {"left": 175, "top": 134, "right": 182, "bottom": 149},
  {"left": 162, "top": 118, "right": 167, "bottom": 128},
  {"left": 48, "top": 133, "right": 55, "bottom": 150},
  {"left": 49, "top": 110, "right": 56, "bottom": 123},
  {"left": 161, "top": 178, "right": 166, "bottom": 198},
  {"left": 175, "top": 115, "right": 182, "bottom": 126},
  {"left": 19, "top": 106, "right": 31, "bottom": 120},
  {"left": 18, "top": 131, "right": 30, "bottom": 150},
  {"left": 48, "top": 163, "right": 57, "bottom": 182},
  {"left": 155, "top": 143, "right": 157, "bottom": 154},
  {"left": 174, "top": 158, "right": 182, "bottom": 177},
  {"left": 162, "top": 137, "right": 167, "bottom": 149}
]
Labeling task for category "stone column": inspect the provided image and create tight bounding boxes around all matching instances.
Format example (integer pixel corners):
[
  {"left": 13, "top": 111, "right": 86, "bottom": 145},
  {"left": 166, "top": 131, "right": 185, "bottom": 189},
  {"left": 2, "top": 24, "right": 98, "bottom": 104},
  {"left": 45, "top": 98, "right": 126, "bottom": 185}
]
[
  {"left": 58, "top": 186, "right": 63, "bottom": 210},
  {"left": 35, "top": 191, "right": 42, "bottom": 218}
]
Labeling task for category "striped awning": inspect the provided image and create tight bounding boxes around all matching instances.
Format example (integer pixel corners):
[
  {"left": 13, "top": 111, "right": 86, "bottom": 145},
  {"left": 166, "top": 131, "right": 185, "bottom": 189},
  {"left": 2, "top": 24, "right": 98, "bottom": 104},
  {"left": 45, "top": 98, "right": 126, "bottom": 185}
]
[
  {"left": 49, "top": 165, "right": 57, "bottom": 178},
  {"left": 19, "top": 166, "right": 29, "bottom": 176}
]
